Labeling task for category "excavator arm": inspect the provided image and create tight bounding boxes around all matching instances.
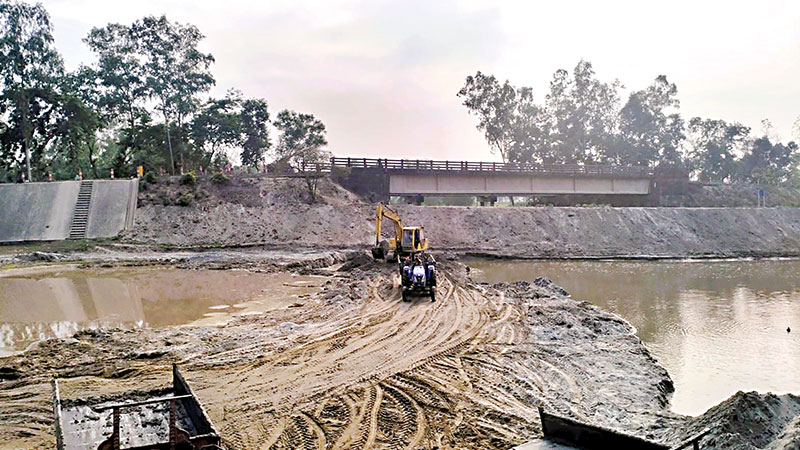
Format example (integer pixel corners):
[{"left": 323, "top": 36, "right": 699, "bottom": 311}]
[{"left": 373, "top": 203, "right": 403, "bottom": 260}]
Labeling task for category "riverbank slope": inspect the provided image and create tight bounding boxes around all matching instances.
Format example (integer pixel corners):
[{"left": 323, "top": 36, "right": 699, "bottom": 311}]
[{"left": 124, "top": 178, "right": 800, "bottom": 259}]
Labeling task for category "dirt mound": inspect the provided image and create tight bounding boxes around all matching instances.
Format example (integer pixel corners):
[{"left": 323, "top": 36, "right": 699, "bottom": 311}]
[
  {"left": 393, "top": 205, "right": 800, "bottom": 258},
  {"left": 128, "top": 177, "right": 374, "bottom": 247},
  {"left": 128, "top": 177, "right": 800, "bottom": 258},
  {"left": 667, "top": 391, "right": 800, "bottom": 449}
]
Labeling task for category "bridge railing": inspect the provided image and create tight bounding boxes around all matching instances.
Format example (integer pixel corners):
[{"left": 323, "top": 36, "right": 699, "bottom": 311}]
[{"left": 329, "top": 157, "right": 653, "bottom": 177}]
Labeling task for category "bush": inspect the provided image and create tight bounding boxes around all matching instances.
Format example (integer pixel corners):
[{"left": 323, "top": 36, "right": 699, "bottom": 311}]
[
  {"left": 210, "top": 172, "right": 230, "bottom": 185},
  {"left": 180, "top": 171, "right": 197, "bottom": 186},
  {"left": 143, "top": 171, "right": 158, "bottom": 184},
  {"left": 159, "top": 193, "right": 172, "bottom": 206},
  {"left": 176, "top": 193, "right": 194, "bottom": 206}
]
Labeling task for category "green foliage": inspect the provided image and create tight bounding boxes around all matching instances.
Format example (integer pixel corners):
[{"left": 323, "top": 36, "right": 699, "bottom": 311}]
[
  {"left": 459, "top": 62, "right": 799, "bottom": 183},
  {"left": 176, "top": 192, "right": 194, "bottom": 206},
  {"left": 687, "top": 118, "right": 750, "bottom": 182},
  {"left": 159, "top": 192, "right": 171, "bottom": 205},
  {"left": 273, "top": 110, "right": 329, "bottom": 202},
  {"left": 144, "top": 171, "right": 158, "bottom": 184},
  {"left": 210, "top": 172, "right": 230, "bottom": 184},
  {"left": 0, "top": 0, "right": 66, "bottom": 182},
  {"left": 616, "top": 76, "right": 684, "bottom": 167},
  {"left": 180, "top": 171, "right": 197, "bottom": 186}
]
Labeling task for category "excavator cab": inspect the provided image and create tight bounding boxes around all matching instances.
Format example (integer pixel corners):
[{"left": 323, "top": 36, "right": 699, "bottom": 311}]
[
  {"left": 401, "top": 227, "right": 427, "bottom": 253},
  {"left": 372, "top": 203, "right": 429, "bottom": 261}
]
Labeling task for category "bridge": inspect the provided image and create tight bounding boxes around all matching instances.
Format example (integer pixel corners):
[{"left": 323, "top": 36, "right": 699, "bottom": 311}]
[{"left": 327, "top": 157, "right": 655, "bottom": 203}]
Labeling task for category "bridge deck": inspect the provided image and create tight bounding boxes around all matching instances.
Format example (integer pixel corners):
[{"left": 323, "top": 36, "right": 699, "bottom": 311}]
[{"left": 328, "top": 157, "right": 653, "bottom": 178}]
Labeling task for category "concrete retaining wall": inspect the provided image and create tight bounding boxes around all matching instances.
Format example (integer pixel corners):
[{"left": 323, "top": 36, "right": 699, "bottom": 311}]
[{"left": 0, "top": 179, "right": 138, "bottom": 243}]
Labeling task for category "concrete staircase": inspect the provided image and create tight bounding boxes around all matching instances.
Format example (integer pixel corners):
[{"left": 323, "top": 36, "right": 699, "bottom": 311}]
[{"left": 68, "top": 181, "right": 94, "bottom": 239}]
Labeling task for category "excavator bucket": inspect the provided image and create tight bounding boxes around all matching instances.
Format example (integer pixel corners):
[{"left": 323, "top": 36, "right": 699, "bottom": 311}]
[{"left": 372, "top": 240, "right": 390, "bottom": 261}]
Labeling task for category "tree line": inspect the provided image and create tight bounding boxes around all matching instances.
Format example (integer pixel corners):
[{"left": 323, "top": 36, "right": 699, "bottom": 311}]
[
  {"left": 0, "top": 1, "right": 329, "bottom": 183},
  {"left": 458, "top": 61, "right": 800, "bottom": 184}
]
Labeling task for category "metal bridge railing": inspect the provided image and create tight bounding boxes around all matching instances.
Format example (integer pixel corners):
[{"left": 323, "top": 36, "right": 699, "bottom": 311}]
[{"left": 327, "top": 157, "right": 654, "bottom": 177}]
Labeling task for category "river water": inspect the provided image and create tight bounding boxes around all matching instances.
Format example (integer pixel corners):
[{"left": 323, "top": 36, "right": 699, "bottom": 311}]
[
  {"left": 0, "top": 266, "right": 323, "bottom": 358},
  {"left": 468, "top": 258, "right": 800, "bottom": 416}
]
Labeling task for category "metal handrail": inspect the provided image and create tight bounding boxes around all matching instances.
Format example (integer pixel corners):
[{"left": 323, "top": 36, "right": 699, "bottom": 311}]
[{"left": 328, "top": 157, "right": 653, "bottom": 176}]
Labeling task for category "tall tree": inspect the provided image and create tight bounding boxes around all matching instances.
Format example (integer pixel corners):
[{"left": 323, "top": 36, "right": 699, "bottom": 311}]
[
  {"left": 273, "top": 110, "right": 328, "bottom": 202},
  {"left": 737, "top": 136, "right": 799, "bottom": 184},
  {"left": 0, "top": 0, "right": 65, "bottom": 181},
  {"left": 190, "top": 91, "right": 243, "bottom": 167},
  {"left": 545, "top": 60, "right": 621, "bottom": 164},
  {"left": 457, "top": 71, "right": 519, "bottom": 163},
  {"left": 687, "top": 117, "right": 749, "bottom": 182},
  {"left": 84, "top": 22, "right": 149, "bottom": 173},
  {"left": 239, "top": 98, "right": 271, "bottom": 167},
  {"left": 616, "top": 75, "right": 685, "bottom": 167}
]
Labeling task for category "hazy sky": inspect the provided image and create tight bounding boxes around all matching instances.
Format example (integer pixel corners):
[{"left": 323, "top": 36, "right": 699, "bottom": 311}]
[{"left": 42, "top": 0, "right": 800, "bottom": 161}]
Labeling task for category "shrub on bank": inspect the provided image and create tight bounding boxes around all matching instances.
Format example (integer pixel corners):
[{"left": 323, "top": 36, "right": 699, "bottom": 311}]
[
  {"left": 180, "top": 171, "right": 197, "bottom": 186},
  {"left": 211, "top": 172, "right": 230, "bottom": 185},
  {"left": 177, "top": 193, "right": 194, "bottom": 206},
  {"left": 143, "top": 172, "right": 158, "bottom": 184}
]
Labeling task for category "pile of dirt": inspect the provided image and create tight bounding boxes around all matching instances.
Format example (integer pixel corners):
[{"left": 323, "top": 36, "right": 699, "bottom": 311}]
[
  {"left": 667, "top": 391, "right": 800, "bottom": 449},
  {"left": 127, "top": 177, "right": 374, "bottom": 247},
  {"left": 126, "top": 177, "right": 800, "bottom": 259},
  {"left": 394, "top": 205, "right": 800, "bottom": 258}
]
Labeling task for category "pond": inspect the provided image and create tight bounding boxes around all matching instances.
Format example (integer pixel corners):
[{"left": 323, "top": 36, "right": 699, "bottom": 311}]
[
  {"left": 0, "top": 266, "right": 323, "bottom": 357},
  {"left": 467, "top": 258, "right": 800, "bottom": 416}
]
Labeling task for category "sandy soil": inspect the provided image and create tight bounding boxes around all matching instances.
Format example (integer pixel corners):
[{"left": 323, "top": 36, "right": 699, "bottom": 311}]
[{"left": 0, "top": 259, "right": 678, "bottom": 449}]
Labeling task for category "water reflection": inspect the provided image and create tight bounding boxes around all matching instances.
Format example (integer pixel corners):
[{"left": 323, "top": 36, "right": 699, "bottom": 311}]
[
  {"left": 0, "top": 268, "right": 318, "bottom": 357},
  {"left": 468, "top": 259, "right": 800, "bottom": 416}
]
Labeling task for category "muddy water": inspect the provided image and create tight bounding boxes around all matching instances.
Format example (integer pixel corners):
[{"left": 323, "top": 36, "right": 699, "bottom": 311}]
[
  {"left": 468, "top": 259, "right": 800, "bottom": 416},
  {"left": 0, "top": 267, "right": 322, "bottom": 357}
]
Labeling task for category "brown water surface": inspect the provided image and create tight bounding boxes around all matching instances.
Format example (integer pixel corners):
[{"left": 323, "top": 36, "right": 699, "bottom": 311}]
[
  {"left": 468, "top": 258, "right": 800, "bottom": 416},
  {"left": 0, "top": 267, "right": 322, "bottom": 357}
]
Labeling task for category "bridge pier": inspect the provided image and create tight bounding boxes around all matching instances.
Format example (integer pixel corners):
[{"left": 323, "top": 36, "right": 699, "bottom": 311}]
[{"left": 478, "top": 195, "right": 497, "bottom": 206}]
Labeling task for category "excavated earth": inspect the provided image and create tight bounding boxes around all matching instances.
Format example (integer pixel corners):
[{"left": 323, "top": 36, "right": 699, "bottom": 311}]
[
  {"left": 125, "top": 177, "right": 800, "bottom": 259},
  {"left": 0, "top": 256, "right": 680, "bottom": 449}
]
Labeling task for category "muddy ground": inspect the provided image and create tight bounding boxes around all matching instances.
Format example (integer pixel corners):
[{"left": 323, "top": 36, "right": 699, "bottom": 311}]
[
  {"left": 0, "top": 253, "right": 676, "bottom": 449},
  {"left": 2, "top": 252, "right": 799, "bottom": 449}
]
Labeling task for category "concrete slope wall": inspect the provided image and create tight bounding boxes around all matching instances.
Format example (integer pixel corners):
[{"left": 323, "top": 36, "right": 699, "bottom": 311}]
[
  {"left": 86, "top": 180, "right": 139, "bottom": 239},
  {"left": 0, "top": 179, "right": 138, "bottom": 243}
]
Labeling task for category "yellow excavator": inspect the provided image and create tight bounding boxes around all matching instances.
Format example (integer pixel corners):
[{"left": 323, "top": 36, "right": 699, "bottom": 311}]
[{"left": 371, "top": 203, "right": 429, "bottom": 261}]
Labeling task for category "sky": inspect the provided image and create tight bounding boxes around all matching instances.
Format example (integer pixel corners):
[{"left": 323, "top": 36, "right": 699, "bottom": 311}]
[{"left": 41, "top": 0, "right": 800, "bottom": 162}]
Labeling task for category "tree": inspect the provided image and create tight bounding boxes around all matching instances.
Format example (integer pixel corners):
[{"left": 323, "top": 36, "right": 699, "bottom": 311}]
[
  {"left": 686, "top": 117, "right": 750, "bottom": 182},
  {"left": 508, "top": 87, "right": 552, "bottom": 164},
  {"left": 0, "top": 0, "right": 65, "bottom": 181},
  {"left": 84, "top": 22, "right": 150, "bottom": 174},
  {"left": 737, "top": 136, "right": 799, "bottom": 185},
  {"left": 457, "top": 71, "right": 519, "bottom": 163},
  {"left": 89, "top": 15, "right": 217, "bottom": 175},
  {"left": 616, "top": 76, "right": 685, "bottom": 167},
  {"left": 545, "top": 60, "right": 621, "bottom": 164},
  {"left": 190, "top": 91, "right": 244, "bottom": 167},
  {"left": 273, "top": 110, "right": 329, "bottom": 202},
  {"left": 239, "top": 98, "right": 270, "bottom": 166}
]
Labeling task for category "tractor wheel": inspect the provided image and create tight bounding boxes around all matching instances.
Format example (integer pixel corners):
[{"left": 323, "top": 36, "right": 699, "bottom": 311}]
[{"left": 402, "top": 290, "right": 409, "bottom": 302}]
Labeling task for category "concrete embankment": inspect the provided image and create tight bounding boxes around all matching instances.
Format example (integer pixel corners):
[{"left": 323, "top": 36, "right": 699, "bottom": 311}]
[
  {"left": 127, "top": 177, "right": 800, "bottom": 258},
  {"left": 0, "top": 179, "right": 138, "bottom": 243}
]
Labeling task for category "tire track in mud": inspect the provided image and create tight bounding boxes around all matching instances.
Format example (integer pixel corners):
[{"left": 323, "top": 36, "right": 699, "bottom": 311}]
[{"left": 202, "top": 270, "right": 553, "bottom": 449}]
